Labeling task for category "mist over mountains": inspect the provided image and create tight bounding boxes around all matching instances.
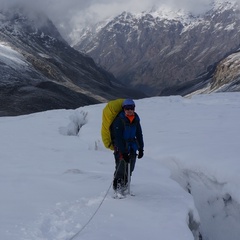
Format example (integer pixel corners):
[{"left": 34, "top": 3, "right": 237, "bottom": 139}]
[{"left": 74, "top": 1, "right": 240, "bottom": 96}]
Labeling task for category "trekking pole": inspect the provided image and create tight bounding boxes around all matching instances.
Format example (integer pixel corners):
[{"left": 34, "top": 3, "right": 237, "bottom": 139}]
[{"left": 127, "top": 162, "right": 131, "bottom": 194}]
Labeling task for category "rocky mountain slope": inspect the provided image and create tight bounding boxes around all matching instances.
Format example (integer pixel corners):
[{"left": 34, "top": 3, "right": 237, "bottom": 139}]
[
  {"left": 74, "top": 1, "right": 240, "bottom": 96},
  {"left": 0, "top": 6, "right": 144, "bottom": 116},
  {"left": 210, "top": 51, "right": 240, "bottom": 92}
]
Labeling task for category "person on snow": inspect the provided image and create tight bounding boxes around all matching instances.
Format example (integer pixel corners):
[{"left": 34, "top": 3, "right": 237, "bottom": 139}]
[{"left": 110, "top": 99, "right": 144, "bottom": 192}]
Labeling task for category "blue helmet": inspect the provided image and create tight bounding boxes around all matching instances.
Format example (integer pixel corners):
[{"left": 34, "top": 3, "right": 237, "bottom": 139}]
[{"left": 122, "top": 99, "right": 135, "bottom": 107}]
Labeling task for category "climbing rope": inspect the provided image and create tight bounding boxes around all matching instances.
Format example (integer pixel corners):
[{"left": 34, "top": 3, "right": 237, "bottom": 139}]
[
  {"left": 67, "top": 160, "right": 126, "bottom": 240},
  {"left": 67, "top": 181, "right": 113, "bottom": 240}
]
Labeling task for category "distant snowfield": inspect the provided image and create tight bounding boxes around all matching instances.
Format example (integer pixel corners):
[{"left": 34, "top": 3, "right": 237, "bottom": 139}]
[
  {"left": 1, "top": 92, "right": 240, "bottom": 240},
  {"left": 0, "top": 42, "right": 28, "bottom": 69}
]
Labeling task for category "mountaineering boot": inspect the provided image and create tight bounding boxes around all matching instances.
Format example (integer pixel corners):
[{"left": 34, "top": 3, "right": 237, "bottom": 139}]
[
  {"left": 113, "top": 178, "right": 126, "bottom": 199},
  {"left": 113, "top": 178, "right": 126, "bottom": 190}
]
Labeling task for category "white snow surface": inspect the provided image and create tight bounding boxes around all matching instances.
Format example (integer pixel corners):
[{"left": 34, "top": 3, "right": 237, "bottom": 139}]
[
  {"left": 0, "top": 42, "right": 28, "bottom": 69},
  {"left": 1, "top": 92, "right": 240, "bottom": 240}
]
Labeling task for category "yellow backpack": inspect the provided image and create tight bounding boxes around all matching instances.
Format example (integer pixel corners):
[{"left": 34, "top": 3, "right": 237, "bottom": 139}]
[{"left": 101, "top": 99, "right": 125, "bottom": 150}]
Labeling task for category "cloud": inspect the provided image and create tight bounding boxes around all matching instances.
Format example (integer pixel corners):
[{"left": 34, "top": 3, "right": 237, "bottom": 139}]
[
  {"left": 0, "top": 0, "right": 239, "bottom": 43},
  {"left": 47, "top": 0, "right": 238, "bottom": 43},
  {"left": 53, "top": 0, "right": 228, "bottom": 43}
]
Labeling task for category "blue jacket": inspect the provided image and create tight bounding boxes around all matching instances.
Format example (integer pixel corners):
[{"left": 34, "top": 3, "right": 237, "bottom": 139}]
[{"left": 111, "top": 111, "right": 144, "bottom": 154}]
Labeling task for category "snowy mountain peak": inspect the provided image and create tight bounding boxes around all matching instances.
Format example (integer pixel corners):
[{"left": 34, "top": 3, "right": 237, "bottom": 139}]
[
  {"left": 74, "top": 0, "right": 240, "bottom": 96},
  {"left": 211, "top": 0, "right": 238, "bottom": 11},
  {"left": 0, "top": 6, "right": 65, "bottom": 43}
]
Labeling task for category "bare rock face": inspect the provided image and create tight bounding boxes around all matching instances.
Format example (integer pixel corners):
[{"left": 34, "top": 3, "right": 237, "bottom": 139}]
[
  {"left": 210, "top": 52, "right": 240, "bottom": 92},
  {"left": 0, "top": 6, "right": 144, "bottom": 116},
  {"left": 74, "top": 2, "right": 240, "bottom": 96}
]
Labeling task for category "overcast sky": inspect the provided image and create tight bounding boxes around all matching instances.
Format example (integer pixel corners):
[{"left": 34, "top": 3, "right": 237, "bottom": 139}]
[{"left": 0, "top": 0, "right": 238, "bottom": 43}]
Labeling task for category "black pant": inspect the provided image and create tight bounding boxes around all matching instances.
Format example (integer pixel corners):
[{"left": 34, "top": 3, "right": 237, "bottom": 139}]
[{"left": 113, "top": 149, "right": 137, "bottom": 184}]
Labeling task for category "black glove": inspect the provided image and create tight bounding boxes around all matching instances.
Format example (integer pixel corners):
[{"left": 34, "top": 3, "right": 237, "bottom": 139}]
[
  {"left": 122, "top": 153, "right": 130, "bottom": 163},
  {"left": 138, "top": 149, "right": 144, "bottom": 159}
]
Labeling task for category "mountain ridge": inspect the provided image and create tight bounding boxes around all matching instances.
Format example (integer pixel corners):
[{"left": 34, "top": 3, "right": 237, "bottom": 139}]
[
  {"left": 74, "top": 1, "right": 240, "bottom": 96},
  {"left": 0, "top": 6, "right": 145, "bottom": 116}
]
